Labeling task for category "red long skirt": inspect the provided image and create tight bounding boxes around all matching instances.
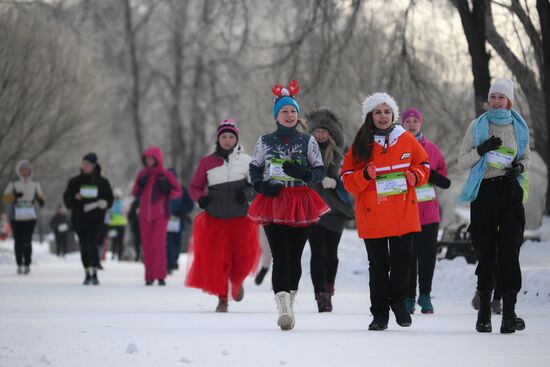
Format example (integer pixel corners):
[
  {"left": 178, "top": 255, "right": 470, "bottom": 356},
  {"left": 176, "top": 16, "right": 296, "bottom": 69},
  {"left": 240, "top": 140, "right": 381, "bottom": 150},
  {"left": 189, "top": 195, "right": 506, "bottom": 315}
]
[{"left": 185, "top": 212, "right": 260, "bottom": 300}]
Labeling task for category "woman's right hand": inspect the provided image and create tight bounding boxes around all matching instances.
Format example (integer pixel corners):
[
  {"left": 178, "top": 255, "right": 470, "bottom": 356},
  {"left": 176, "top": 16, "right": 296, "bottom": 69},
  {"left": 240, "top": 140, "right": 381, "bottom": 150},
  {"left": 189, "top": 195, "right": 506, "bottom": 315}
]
[
  {"left": 198, "top": 196, "right": 210, "bottom": 210},
  {"left": 363, "top": 163, "right": 376, "bottom": 180}
]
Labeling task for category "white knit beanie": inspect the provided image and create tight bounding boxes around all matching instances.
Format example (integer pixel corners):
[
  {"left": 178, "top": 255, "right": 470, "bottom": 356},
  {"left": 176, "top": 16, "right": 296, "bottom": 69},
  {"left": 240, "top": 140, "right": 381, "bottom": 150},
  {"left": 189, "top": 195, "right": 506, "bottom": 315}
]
[
  {"left": 488, "top": 78, "right": 514, "bottom": 104},
  {"left": 361, "top": 92, "right": 400, "bottom": 123}
]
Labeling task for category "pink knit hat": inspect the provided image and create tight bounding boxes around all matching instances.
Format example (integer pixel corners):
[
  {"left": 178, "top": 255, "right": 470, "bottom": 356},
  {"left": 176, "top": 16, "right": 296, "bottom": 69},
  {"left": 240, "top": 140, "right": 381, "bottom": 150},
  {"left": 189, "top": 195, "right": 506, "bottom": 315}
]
[
  {"left": 217, "top": 119, "right": 240, "bottom": 140},
  {"left": 402, "top": 108, "right": 423, "bottom": 124}
]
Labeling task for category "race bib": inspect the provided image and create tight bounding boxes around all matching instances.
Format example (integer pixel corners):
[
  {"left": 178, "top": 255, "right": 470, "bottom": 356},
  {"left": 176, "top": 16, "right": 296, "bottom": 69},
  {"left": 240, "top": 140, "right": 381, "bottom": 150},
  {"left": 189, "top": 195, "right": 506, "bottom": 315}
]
[
  {"left": 57, "top": 223, "right": 69, "bottom": 233},
  {"left": 376, "top": 172, "right": 408, "bottom": 197},
  {"left": 269, "top": 158, "right": 298, "bottom": 181},
  {"left": 415, "top": 184, "right": 437, "bottom": 202},
  {"left": 80, "top": 185, "right": 98, "bottom": 199},
  {"left": 487, "top": 147, "right": 515, "bottom": 170},
  {"left": 108, "top": 229, "right": 118, "bottom": 238},
  {"left": 167, "top": 216, "right": 181, "bottom": 233},
  {"left": 14, "top": 203, "right": 36, "bottom": 220}
]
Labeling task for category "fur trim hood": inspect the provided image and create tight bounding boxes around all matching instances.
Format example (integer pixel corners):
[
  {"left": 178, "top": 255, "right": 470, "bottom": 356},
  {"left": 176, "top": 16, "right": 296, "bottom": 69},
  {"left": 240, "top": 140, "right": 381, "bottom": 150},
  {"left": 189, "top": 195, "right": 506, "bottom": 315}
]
[{"left": 307, "top": 107, "right": 345, "bottom": 148}]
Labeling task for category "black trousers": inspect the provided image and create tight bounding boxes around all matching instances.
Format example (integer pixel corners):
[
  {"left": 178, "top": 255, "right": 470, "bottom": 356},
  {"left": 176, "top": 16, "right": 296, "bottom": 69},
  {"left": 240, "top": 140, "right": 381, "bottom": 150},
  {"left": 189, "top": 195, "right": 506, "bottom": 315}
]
[
  {"left": 470, "top": 178, "right": 525, "bottom": 295},
  {"left": 308, "top": 225, "right": 342, "bottom": 293},
  {"left": 408, "top": 222, "right": 439, "bottom": 297},
  {"left": 364, "top": 234, "right": 414, "bottom": 316},
  {"left": 11, "top": 220, "right": 36, "bottom": 266},
  {"left": 110, "top": 226, "right": 125, "bottom": 260},
  {"left": 55, "top": 233, "right": 69, "bottom": 256},
  {"left": 264, "top": 224, "right": 310, "bottom": 294},
  {"left": 76, "top": 229, "right": 101, "bottom": 269}
]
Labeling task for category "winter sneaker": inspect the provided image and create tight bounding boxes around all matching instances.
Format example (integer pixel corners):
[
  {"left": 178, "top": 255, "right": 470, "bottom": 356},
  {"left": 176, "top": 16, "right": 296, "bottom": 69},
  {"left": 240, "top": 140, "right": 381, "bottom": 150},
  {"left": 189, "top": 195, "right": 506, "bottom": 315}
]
[
  {"left": 405, "top": 297, "right": 416, "bottom": 314},
  {"left": 476, "top": 292, "right": 492, "bottom": 333},
  {"left": 500, "top": 313, "right": 525, "bottom": 334},
  {"left": 234, "top": 286, "right": 244, "bottom": 302},
  {"left": 91, "top": 269, "right": 99, "bottom": 285},
  {"left": 216, "top": 297, "right": 229, "bottom": 313},
  {"left": 23, "top": 266, "right": 30, "bottom": 274},
  {"left": 368, "top": 313, "right": 389, "bottom": 331},
  {"left": 17, "top": 266, "right": 24, "bottom": 275},
  {"left": 418, "top": 294, "right": 434, "bottom": 314},
  {"left": 391, "top": 302, "right": 412, "bottom": 327},
  {"left": 158, "top": 279, "right": 166, "bottom": 286},
  {"left": 255, "top": 267, "right": 268, "bottom": 285},
  {"left": 83, "top": 268, "right": 93, "bottom": 285},
  {"left": 491, "top": 299, "right": 502, "bottom": 315},
  {"left": 471, "top": 290, "right": 481, "bottom": 310},
  {"left": 315, "top": 292, "right": 332, "bottom": 313},
  {"left": 145, "top": 280, "right": 154, "bottom": 286},
  {"left": 275, "top": 291, "right": 294, "bottom": 330},
  {"left": 325, "top": 283, "right": 335, "bottom": 297}
]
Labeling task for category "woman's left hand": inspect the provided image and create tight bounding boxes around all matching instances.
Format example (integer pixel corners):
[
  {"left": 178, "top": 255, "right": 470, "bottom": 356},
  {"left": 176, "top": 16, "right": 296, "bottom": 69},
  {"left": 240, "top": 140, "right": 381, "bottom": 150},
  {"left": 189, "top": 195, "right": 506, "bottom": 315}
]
[
  {"left": 157, "top": 176, "right": 171, "bottom": 194},
  {"left": 282, "top": 161, "right": 312, "bottom": 182}
]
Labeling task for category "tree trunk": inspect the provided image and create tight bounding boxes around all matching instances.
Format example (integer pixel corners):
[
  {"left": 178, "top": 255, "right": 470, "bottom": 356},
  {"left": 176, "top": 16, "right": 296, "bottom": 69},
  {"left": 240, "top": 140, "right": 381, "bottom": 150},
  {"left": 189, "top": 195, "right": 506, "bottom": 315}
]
[
  {"left": 537, "top": 0, "right": 550, "bottom": 212},
  {"left": 451, "top": 0, "right": 491, "bottom": 116},
  {"left": 123, "top": 0, "right": 144, "bottom": 158}
]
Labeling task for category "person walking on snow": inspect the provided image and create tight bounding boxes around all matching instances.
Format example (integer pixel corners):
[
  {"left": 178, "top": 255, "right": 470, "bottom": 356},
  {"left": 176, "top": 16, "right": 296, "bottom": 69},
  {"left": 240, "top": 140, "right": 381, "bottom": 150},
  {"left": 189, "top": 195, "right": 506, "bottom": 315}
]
[
  {"left": 108, "top": 188, "right": 127, "bottom": 261},
  {"left": 49, "top": 204, "right": 71, "bottom": 257},
  {"left": 307, "top": 108, "right": 354, "bottom": 312},
  {"left": 401, "top": 108, "right": 451, "bottom": 314},
  {"left": 340, "top": 93, "right": 430, "bottom": 331},
  {"left": 132, "top": 147, "right": 182, "bottom": 286},
  {"left": 3, "top": 160, "right": 45, "bottom": 274},
  {"left": 166, "top": 173, "right": 194, "bottom": 274},
  {"left": 186, "top": 119, "right": 260, "bottom": 312},
  {"left": 63, "top": 153, "right": 113, "bottom": 285},
  {"left": 248, "top": 80, "right": 329, "bottom": 330},
  {"left": 458, "top": 78, "right": 530, "bottom": 334}
]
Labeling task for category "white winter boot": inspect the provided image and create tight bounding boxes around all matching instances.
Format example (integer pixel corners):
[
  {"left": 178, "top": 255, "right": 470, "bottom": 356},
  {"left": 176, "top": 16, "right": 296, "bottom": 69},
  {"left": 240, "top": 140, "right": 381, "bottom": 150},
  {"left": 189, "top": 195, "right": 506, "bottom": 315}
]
[
  {"left": 290, "top": 290, "right": 297, "bottom": 329},
  {"left": 275, "top": 291, "right": 294, "bottom": 330}
]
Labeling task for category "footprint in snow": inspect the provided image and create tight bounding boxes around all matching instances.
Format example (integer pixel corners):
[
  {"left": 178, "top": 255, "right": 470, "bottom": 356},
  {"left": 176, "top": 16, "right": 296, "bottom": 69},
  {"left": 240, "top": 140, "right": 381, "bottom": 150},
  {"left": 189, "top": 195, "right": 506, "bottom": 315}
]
[
  {"left": 125, "top": 343, "right": 139, "bottom": 355},
  {"left": 180, "top": 356, "right": 192, "bottom": 363}
]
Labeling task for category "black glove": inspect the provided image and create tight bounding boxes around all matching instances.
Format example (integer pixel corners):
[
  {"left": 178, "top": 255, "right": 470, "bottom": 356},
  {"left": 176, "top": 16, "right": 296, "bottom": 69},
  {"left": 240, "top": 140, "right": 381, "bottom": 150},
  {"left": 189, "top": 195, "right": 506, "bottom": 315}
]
[
  {"left": 254, "top": 181, "right": 283, "bottom": 198},
  {"left": 428, "top": 170, "right": 451, "bottom": 189},
  {"left": 14, "top": 191, "right": 23, "bottom": 199},
  {"left": 504, "top": 163, "right": 524, "bottom": 179},
  {"left": 35, "top": 195, "right": 45, "bottom": 207},
  {"left": 282, "top": 161, "right": 312, "bottom": 182},
  {"left": 137, "top": 174, "right": 150, "bottom": 188},
  {"left": 156, "top": 176, "right": 171, "bottom": 194},
  {"left": 234, "top": 190, "right": 247, "bottom": 204},
  {"left": 198, "top": 196, "right": 210, "bottom": 210},
  {"left": 476, "top": 136, "right": 502, "bottom": 156}
]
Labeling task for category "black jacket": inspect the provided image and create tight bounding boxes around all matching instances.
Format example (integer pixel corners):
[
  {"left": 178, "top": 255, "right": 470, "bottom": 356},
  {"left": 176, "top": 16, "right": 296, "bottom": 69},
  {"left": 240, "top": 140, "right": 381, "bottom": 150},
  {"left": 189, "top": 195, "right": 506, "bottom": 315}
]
[
  {"left": 309, "top": 152, "right": 354, "bottom": 233},
  {"left": 63, "top": 166, "right": 114, "bottom": 232}
]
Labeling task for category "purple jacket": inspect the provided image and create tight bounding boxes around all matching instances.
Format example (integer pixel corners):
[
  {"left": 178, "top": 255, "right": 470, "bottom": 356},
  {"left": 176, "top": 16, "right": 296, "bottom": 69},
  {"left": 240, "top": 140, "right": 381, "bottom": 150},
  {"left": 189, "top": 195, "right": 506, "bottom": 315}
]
[{"left": 418, "top": 135, "right": 448, "bottom": 226}]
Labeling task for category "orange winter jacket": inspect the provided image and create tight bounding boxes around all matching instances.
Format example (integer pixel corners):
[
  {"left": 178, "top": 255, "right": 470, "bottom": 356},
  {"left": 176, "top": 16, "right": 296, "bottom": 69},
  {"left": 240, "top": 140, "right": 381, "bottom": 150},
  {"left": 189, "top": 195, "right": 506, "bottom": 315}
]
[{"left": 340, "top": 125, "right": 430, "bottom": 239}]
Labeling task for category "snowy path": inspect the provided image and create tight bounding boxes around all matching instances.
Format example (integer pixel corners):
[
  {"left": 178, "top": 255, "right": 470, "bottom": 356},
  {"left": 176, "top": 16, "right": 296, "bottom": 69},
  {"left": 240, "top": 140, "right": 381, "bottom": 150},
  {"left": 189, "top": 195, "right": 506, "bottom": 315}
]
[{"left": 1, "top": 232, "right": 550, "bottom": 367}]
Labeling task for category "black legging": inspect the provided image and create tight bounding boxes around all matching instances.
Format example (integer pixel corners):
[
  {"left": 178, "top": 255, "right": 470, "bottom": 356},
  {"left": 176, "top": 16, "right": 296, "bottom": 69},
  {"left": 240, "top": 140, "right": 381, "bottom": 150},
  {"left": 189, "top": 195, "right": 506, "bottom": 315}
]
[
  {"left": 76, "top": 229, "right": 101, "bottom": 269},
  {"left": 309, "top": 225, "right": 342, "bottom": 294},
  {"left": 364, "top": 234, "right": 414, "bottom": 316},
  {"left": 264, "top": 224, "right": 310, "bottom": 294},
  {"left": 11, "top": 220, "right": 36, "bottom": 266},
  {"left": 408, "top": 222, "right": 439, "bottom": 298}
]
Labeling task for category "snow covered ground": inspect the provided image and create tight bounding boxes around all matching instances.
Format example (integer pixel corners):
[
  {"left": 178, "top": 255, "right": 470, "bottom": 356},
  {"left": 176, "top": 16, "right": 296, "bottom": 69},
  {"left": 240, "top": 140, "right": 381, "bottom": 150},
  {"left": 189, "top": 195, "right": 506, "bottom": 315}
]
[{"left": 1, "top": 229, "right": 550, "bottom": 367}]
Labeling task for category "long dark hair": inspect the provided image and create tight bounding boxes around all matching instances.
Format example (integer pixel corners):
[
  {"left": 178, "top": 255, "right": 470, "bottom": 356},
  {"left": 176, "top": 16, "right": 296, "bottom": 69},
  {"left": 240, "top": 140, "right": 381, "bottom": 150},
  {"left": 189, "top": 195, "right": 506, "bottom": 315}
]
[{"left": 351, "top": 112, "right": 375, "bottom": 163}]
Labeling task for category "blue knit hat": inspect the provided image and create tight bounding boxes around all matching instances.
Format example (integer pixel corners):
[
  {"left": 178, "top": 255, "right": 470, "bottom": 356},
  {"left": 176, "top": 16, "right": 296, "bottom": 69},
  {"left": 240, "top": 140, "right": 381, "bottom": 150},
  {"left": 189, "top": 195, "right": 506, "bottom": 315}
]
[
  {"left": 82, "top": 152, "right": 98, "bottom": 165},
  {"left": 272, "top": 80, "right": 301, "bottom": 120}
]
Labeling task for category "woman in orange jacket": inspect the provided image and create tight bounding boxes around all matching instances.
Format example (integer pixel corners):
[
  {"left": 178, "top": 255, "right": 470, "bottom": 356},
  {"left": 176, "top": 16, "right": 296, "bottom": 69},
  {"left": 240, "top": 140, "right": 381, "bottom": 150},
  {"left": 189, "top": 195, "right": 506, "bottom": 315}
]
[{"left": 340, "top": 93, "right": 430, "bottom": 331}]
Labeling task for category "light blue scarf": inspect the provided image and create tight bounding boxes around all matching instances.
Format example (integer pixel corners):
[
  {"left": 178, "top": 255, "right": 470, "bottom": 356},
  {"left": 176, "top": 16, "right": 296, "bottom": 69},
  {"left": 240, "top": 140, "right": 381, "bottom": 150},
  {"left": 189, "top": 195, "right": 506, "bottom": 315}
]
[{"left": 459, "top": 108, "right": 529, "bottom": 202}]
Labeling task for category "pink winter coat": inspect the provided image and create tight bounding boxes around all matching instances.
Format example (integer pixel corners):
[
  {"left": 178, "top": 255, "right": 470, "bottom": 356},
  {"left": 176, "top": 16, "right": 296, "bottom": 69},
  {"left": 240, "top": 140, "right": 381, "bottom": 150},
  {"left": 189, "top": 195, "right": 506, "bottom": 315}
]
[
  {"left": 132, "top": 146, "right": 182, "bottom": 222},
  {"left": 418, "top": 135, "right": 448, "bottom": 226}
]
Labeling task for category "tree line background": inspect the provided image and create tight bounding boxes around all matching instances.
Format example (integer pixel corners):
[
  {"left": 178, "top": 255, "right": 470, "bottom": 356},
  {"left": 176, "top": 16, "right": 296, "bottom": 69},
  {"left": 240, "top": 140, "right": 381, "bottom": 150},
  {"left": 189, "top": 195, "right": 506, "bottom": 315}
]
[{"left": 0, "top": 0, "right": 549, "bottom": 228}]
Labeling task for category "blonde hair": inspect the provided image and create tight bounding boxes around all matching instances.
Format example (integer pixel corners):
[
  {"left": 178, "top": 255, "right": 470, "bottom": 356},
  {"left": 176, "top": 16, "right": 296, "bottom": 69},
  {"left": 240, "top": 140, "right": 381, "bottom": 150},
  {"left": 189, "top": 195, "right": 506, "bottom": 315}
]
[
  {"left": 321, "top": 135, "right": 341, "bottom": 167},
  {"left": 297, "top": 118, "right": 308, "bottom": 132}
]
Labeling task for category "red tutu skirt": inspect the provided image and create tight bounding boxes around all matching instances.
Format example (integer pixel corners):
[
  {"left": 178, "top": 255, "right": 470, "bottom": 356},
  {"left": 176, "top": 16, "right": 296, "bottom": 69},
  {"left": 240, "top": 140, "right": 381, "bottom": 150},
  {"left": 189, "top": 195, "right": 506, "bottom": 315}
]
[
  {"left": 247, "top": 186, "right": 330, "bottom": 227},
  {"left": 185, "top": 212, "right": 260, "bottom": 299}
]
